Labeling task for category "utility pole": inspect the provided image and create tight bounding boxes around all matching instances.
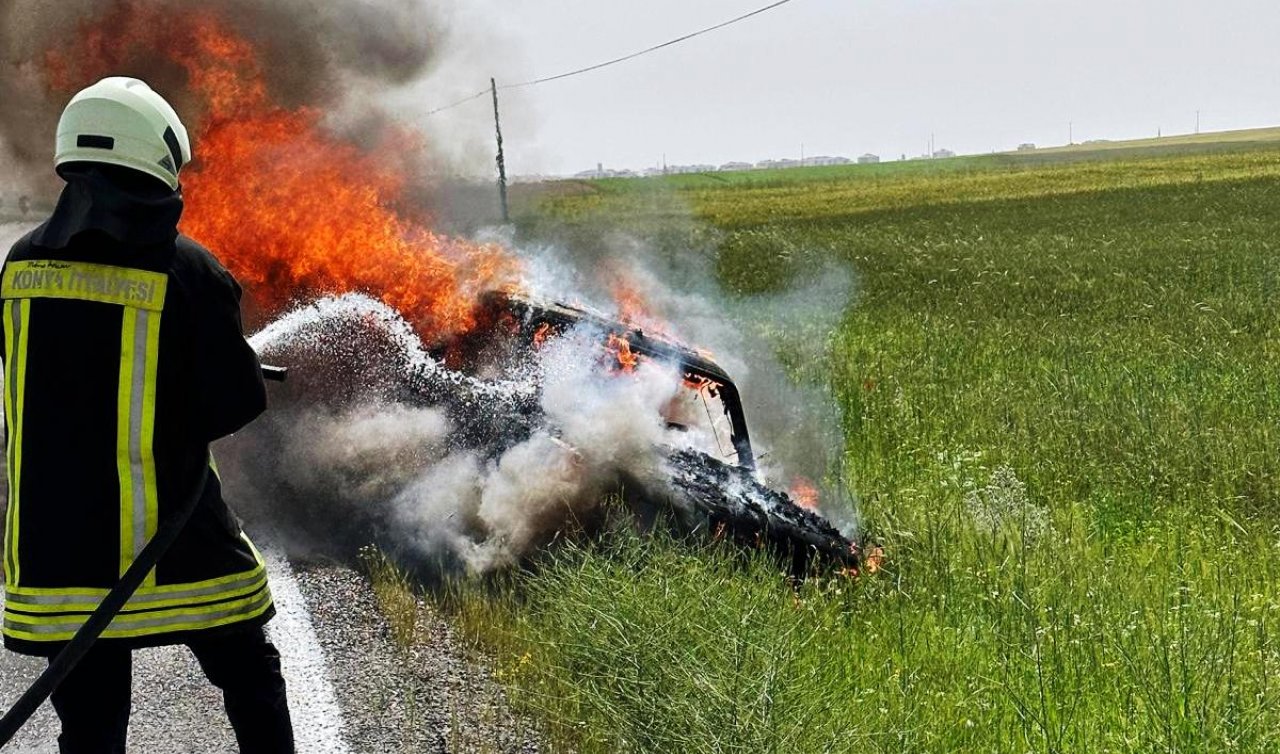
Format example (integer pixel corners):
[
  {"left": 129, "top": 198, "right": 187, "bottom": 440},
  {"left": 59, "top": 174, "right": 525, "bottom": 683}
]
[
  {"left": 490, "top": 78, "right": 510, "bottom": 224},
  {"left": 1069, "top": 121, "right": 1073, "bottom": 145},
  {"left": 1196, "top": 110, "right": 1201, "bottom": 135}
]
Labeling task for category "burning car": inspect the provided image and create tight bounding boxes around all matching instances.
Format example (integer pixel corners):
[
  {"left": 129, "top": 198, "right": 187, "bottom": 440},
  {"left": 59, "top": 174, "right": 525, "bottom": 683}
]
[
  {"left": 449, "top": 293, "right": 861, "bottom": 572},
  {"left": 235, "top": 290, "right": 862, "bottom": 578}
]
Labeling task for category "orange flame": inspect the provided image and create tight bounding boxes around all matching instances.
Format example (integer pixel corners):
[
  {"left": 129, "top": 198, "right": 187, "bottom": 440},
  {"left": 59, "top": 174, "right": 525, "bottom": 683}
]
[
  {"left": 532, "top": 322, "right": 553, "bottom": 349},
  {"left": 44, "top": 2, "right": 515, "bottom": 342},
  {"left": 865, "top": 546, "right": 885, "bottom": 575},
  {"left": 840, "top": 545, "right": 885, "bottom": 580},
  {"left": 606, "top": 333, "right": 639, "bottom": 372},
  {"left": 789, "top": 477, "right": 820, "bottom": 511},
  {"left": 682, "top": 374, "right": 714, "bottom": 392},
  {"left": 611, "top": 278, "right": 668, "bottom": 335}
]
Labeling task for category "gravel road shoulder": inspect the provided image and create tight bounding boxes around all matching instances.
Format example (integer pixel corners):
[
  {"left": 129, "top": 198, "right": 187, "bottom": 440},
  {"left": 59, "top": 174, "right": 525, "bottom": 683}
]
[
  {"left": 0, "top": 559, "right": 540, "bottom": 753},
  {"left": 292, "top": 561, "right": 541, "bottom": 754}
]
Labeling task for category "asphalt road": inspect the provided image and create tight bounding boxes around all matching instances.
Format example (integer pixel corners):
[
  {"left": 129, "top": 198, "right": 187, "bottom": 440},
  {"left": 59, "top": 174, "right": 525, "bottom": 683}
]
[{"left": 0, "top": 553, "right": 539, "bottom": 753}]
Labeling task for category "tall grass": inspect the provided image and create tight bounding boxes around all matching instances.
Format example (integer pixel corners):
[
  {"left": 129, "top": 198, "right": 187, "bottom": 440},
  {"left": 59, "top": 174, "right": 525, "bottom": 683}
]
[
  {"left": 448, "top": 517, "right": 1280, "bottom": 752},
  {"left": 435, "top": 145, "right": 1280, "bottom": 752}
]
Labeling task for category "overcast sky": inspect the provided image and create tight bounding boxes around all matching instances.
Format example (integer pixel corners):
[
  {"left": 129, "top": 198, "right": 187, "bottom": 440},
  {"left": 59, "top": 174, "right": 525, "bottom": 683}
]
[{"left": 414, "top": 0, "right": 1280, "bottom": 176}]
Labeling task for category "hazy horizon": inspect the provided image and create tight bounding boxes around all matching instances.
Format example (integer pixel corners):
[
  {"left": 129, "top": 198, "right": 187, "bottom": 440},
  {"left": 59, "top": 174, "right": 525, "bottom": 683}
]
[{"left": 417, "top": 0, "right": 1280, "bottom": 176}]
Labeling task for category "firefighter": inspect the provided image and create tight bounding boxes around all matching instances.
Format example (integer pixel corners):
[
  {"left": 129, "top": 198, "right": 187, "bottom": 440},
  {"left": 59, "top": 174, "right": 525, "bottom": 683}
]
[{"left": 0, "top": 77, "right": 294, "bottom": 752}]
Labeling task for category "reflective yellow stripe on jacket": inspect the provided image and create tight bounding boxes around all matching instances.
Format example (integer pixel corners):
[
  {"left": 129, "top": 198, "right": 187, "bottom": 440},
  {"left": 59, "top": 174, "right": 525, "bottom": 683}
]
[
  {"left": 3, "top": 260, "right": 167, "bottom": 585},
  {"left": 3, "top": 589, "right": 274, "bottom": 642},
  {"left": 3, "top": 554, "right": 272, "bottom": 642},
  {"left": 1, "top": 260, "right": 270, "bottom": 643},
  {"left": 2, "top": 299, "right": 29, "bottom": 587}
]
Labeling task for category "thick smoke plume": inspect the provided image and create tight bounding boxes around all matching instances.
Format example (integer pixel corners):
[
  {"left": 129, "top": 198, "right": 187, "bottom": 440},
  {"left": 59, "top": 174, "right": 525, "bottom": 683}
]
[
  {"left": 220, "top": 294, "right": 691, "bottom": 573},
  {"left": 502, "top": 227, "right": 856, "bottom": 524},
  {"left": 218, "top": 244, "right": 858, "bottom": 576},
  {"left": 0, "top": 0, "right": 468, "bottom": 193}
]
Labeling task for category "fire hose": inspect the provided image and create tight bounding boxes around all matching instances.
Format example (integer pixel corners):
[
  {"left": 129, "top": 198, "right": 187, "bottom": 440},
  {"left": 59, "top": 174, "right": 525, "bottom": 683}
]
[{"left": 0, "top": 365, "right": 287, "bottom": 749}]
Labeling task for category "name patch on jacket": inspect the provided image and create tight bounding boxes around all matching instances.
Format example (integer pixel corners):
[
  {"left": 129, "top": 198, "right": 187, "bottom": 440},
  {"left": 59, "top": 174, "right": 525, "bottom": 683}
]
[{"left": 2, "top": 260, "right": 168, "bottom": 312}]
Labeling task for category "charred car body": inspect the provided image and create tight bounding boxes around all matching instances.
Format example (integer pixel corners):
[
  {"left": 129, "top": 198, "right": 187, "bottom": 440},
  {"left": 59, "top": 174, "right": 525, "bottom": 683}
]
[
  {"left": 235, "top": 291, "right": 862, "bottom": 577},
  {"left": 434, "top": 292, "right": 860, "bottom": 574}
]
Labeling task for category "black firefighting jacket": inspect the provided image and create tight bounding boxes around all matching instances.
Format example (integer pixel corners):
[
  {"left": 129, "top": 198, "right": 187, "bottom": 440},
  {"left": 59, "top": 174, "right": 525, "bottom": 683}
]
[{"left": 1, "top": 166, "right": 273, "bottom": 655}]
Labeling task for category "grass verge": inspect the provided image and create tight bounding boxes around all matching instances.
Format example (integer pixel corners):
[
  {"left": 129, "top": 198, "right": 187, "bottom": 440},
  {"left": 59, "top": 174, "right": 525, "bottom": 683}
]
[{"left": 427, "top": 144, "right": 1280, "bottom": 752}]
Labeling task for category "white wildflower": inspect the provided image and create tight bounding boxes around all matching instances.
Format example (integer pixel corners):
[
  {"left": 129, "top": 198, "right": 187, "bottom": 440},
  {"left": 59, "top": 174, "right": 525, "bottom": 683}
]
[{"left": 965, "top": 464, "right": 1050, "bottom": 543}]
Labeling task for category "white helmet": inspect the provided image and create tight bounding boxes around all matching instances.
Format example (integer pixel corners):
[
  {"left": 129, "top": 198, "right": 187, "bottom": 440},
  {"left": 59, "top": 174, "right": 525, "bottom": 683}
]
[{"left": 55, "top": 77, "right": 192, "bottom": 191}]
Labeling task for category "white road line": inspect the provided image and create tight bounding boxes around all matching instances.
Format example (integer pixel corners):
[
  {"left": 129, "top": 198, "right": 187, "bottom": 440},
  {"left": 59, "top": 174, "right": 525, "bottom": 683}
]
[
  {"left": 264, "top": 552, "right": 354, "bottom": 754},
  {"left": 0, "top": 556, "right": 355, "bottom": 753}
]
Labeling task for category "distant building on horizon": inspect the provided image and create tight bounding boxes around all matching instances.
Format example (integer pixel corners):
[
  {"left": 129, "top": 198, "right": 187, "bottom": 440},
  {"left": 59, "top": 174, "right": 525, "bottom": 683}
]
[
  {"left": 667, "top": 164, "right": 717, "bottom": 175},
  {"left": 1018, "top": 143, "right": 1037, "bottom": 151},
  {"left": 574, "top": 163, "right": 639, "bottom": 180},
  {"left": 571, "top": 150, "right": 895, "bottom": 179}
]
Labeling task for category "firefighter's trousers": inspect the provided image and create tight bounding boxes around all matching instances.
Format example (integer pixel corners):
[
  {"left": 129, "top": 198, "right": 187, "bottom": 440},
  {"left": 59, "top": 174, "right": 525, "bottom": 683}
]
[{"left": 48, "top": 625, "right": 294, "bottom": 754}]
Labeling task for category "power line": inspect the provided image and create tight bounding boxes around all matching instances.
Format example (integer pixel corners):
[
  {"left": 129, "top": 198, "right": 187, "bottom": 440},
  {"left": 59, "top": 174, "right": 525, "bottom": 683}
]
[
  {"left": 425, "top": 89, "right": 489, "bottom": 117},
  {"left": 425, "top": 0, "right": 799, "bottom": 116},
  {"left": 503, "top": 0, "right": 796, "bottom": 90}
]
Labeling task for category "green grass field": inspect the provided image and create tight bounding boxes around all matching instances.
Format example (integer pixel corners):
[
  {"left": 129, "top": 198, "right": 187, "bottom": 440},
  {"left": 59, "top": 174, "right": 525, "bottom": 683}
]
[
  {"left": 1021, "top": 125, "right": 1280, "bottom": 156},
  {"left": 415, "top": 139, "right": 1280, "bottom": 752}
]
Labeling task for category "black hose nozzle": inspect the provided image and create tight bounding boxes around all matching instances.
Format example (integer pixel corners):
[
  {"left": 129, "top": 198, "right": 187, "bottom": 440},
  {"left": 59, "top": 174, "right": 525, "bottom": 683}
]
[{"left": 261, "top": 365, "right": 288, "bottom": 382}]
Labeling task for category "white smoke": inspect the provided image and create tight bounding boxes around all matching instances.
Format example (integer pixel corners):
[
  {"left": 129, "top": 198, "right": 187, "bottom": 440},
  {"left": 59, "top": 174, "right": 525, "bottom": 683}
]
[
  {"left": 490, "top": 228, "right": 858, "bottom": 524},
  {"left": 225, "top": 293, "right": 700, "bottom": 574},
  {"left": 216, "top": 193, "right": 864, "bottom": 571},
  {"left": 387, "top": 329, "right": 684, "bottom": 573},
  {"left": 282, "top": 403, "right": 452, "bottom": 504}
]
